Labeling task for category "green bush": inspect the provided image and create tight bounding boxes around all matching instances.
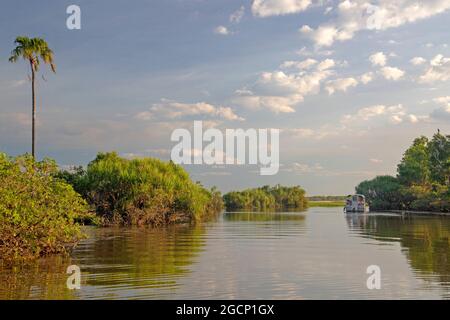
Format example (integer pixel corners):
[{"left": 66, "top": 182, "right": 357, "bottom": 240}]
[
  {"left": 0, "top": 153, "right": 87, "bottom": 262},
  {"left": 223, "top": 185, "right": 308, "bottom": 211},
  {"left": 355, "top": 176, "right": 404, "bottom": 210},
  {"left": 355, "top": 131, "right": 450, "bottom": 212},
  {"left": 58, "top": 152, "right": 223, "bottom": 225}
]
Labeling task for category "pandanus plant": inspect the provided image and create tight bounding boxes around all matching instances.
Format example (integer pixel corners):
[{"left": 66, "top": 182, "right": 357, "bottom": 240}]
[{"left": 9, "top": 36, "right": 56, "bottom": 158}]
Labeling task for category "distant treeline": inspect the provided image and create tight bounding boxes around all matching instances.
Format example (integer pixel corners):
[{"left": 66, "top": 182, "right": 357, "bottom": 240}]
[
  {"left": 356, "top": 131, "right": 450, "bottom": 212},
  {"left": 307, "top": 195, "right": 347, "bottom": 201},
  {"left": 223, "top": 185, "right": 308, "bottom": 211}
]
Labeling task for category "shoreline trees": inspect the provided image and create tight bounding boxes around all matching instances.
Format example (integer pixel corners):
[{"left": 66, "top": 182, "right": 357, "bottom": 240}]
[
  {"left": 0, "top": 154, "right": 87, "bottom": 262},
  {"left": 0, "top": 151, "right": 223, "bottom": 262},
  {"left": 356, "top": 131, "right": 450, "bottom": 212},
  {"left": 223, "top": 185, "right": 308, "bottom": 211}
]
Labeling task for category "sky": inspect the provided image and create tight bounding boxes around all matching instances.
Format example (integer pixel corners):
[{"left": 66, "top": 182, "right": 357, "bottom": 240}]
[{"left": 1, "top": 0, "right": 450, "bottom": 195}]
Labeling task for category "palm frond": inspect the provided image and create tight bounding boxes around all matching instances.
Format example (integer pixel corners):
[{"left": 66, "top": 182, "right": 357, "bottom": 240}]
[{"left": 9, "top": 36, "right": 56, "bottom": 73}]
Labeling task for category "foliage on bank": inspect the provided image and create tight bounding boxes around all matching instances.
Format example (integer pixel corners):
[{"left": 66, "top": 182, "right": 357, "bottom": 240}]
[
  {"left": 58, "top": 152, "right": 223, "bottom": 225},
  {"left": 223, "top": 185, "right": 308, "bottom": 211},
  {"left": 307, "top": 195, "right": 347, "bottom": 201},
  {"left": 356, "top": 131, "right": 450, "bottom": 212},
  {"left": 307, "top": 196, "right": 346, "bottom": 207},
  {"left": 0, "top": 154, "right": 87, "bottom": 262},
  {"left": 308, "top": 201, "right": 345, "bottom": 207}
]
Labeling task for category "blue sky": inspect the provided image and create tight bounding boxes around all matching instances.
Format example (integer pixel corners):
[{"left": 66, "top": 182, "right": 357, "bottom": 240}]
[{"left": 1, "top": 0, "right": 450, "bottom": 195}]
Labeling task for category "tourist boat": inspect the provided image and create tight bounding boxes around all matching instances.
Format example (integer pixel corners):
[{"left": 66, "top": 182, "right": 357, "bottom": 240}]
[{"left": 344, "top": 194, "right": 369, "bottom": 213}]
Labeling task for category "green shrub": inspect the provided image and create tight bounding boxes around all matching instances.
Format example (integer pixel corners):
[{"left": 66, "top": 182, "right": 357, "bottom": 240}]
[
  {"left": 0, "top": 153, "right": 87, "bottom": 262},
  {"left": 58, "top": 152, "right": 223, "bottom": 225},
  {"left": 355, "top": 131, "right": 450, "bottom": 212},
  {"left": 223, "top": 185, "right": 308, "bottom": 211},
  {"left": 355, "top": 176, "right": 404, "bottom": 210}
]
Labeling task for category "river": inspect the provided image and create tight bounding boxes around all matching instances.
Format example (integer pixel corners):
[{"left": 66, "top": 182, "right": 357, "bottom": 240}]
[{"left": 1, "top": 208, "right": 450, "bottom": 299}]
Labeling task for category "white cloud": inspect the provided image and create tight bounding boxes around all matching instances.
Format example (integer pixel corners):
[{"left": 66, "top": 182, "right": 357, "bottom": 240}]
[
  {"left": 410, "top": 57, "right": 426, "bottom": 66},
  {"left": 300, "top": 24, "right": 340, "bottom": 47},
  {"left": 430, "top": 96, "right": 450, "bottom": 121},
  {"left": 339, "top": 0, "right": 358, "bottom": 11},
  {"left": 296, "top": 46, "right": 334, "bottom": 57},
  {"left": 370, "top": 158, "right": 383, "bottom": 164},
  {"left": 257, "top": 70, "right": 329, "bottom": 95},
  {"left": 281, "top": 58, "right": 317, "bottom": 70},
  {"left": 216, "top": 106, "right": 245, "bottom": 121},
  {"left": 230, "top": 6, "right": 245, "bottom": 23},
  {"left": 234, "top": 94, "right": 300, "bottom": 113},
  {"left": 360, "top": 72, "right": 374, "bottom": 84},
  {"left": 317, "top": 58, "right": 336, "bottom": 71},
  {"left": 214, "top": 25, "right": 229, "bottom": 35},
  {"left": 433, "top": 96, "right": 450, "bottom": 107},
  {"left": 369, "top": 52, "right": 387, "bottom": 67},
  {"left": 325, "top": 77, "right": 358, "bottom": 95},
  {"left": 380, "top": 66, "right": 405, "bottom": 81},
  {"left": 300, "top": 0, "right": 450, "bottom": 47},
  {"left": 281, "top": 162, "right": 324, "bottom": 174},
  {"left": 136, "top": 99, "right": 244, "bottom": 121},
  {"left": 341, "top": 104, "right": 421, "bottom": 125},
  {"left": 342, "top": 105, "right": 387, "bottom": 122},
  {"left": 252, "top": 0, "right": 312, "bottom": 17},
  {"left": 234, "top": 59, "right": 335, "bottom": 113},
  {"left": 419, "top": 54, "right": 450, "bottom": 83},
  {"left": 407, "top": 114, "right": 419, "bottom": 123}
]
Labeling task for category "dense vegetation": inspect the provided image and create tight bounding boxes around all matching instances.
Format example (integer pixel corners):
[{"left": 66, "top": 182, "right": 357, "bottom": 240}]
[
  {"left": 223, "top": 185, "right": 308, "bottom": 211},
  {"left": 0, "top": 154, "right": 87, "bottom": 262},
  {"left": 307, "top": 195, "right": 347, "bottom": 201},
  {"left": 308, "top": 201, "right": 345, "bottom": 207},
  {"left": 307, "top": 195, "right": 346, "bottom": 207},
  {"left": 58, "top": 152, "right": 223, "bottom": 226},
  {"left": 356, "top": 131, "right": 450, "bottom": 212}
]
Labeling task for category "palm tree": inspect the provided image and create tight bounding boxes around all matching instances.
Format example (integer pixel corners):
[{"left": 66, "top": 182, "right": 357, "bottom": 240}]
[{"left": 9, "top": 36, "right": 56, "bottom": 158}]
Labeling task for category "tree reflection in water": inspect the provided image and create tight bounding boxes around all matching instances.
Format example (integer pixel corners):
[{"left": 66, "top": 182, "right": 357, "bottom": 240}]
[
  {"left": 345, "top": 213, "right": 450, "bottom": 296},
  {"left": 0, "top": 224, "right": 207, "bottom": 300}
]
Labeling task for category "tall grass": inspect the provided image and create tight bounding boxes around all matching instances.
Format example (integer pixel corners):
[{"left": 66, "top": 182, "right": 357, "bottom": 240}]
[{"left": 59, "top": 152, "right": 223, "bottom": 226}]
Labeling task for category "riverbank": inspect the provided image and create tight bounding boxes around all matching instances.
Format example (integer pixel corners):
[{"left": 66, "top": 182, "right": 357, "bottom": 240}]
[
  {"left": 355, "top": 132, "right": 449, "bottom": 214},
  {"left": 0, "top": 152, "right": 223, "bottom": 263},
  {"left": 308, "top": 201, "right": 345, "bottom": 207}
]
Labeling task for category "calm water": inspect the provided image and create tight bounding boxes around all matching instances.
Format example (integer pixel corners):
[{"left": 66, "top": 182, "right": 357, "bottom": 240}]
[{"left": 1, "top": 208, "right": 450, "bottom": 299}]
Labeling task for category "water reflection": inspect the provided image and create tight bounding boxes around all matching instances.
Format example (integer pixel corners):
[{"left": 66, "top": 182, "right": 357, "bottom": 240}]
[
  {"left": 0, "top": 224, "right": 207, "bottom": 300},
  {"left": 2, "top": 209, "right": 450, "bottom": 299},
  {"left": 0, "top": 256, "right": 75, "bottom": 300},
  {"left": 345, "top": 213, "right": 450, "bottom": 297},
  {"left": 224, "top": 211, "right": 306, "bottom": 222}
]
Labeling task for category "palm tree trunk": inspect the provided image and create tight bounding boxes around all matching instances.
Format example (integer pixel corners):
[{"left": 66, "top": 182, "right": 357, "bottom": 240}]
[{"left": 31, "top": 62, "right": 36, "bottom": 158}]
